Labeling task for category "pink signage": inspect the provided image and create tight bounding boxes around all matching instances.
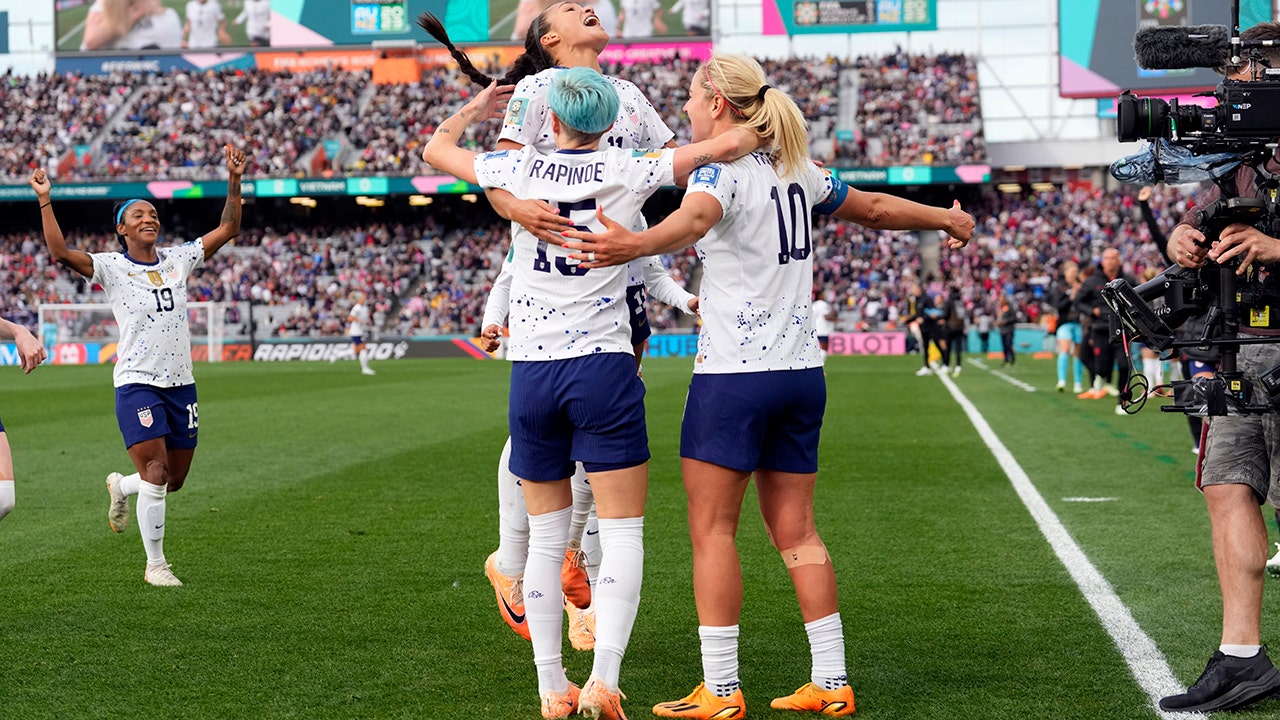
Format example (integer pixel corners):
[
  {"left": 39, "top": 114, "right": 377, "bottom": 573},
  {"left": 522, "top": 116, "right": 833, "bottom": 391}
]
[{"left": 828, "top": 332, "right": 906, "bottom": 356}]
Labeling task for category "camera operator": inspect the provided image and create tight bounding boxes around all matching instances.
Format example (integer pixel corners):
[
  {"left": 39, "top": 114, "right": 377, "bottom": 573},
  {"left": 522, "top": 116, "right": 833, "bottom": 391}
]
[
  {"left": 1160, "top": 21, "right": 1280, "bottom": 713},
  {"left": 1074, "top": 248, "right": 1136, "bottom": 412}
]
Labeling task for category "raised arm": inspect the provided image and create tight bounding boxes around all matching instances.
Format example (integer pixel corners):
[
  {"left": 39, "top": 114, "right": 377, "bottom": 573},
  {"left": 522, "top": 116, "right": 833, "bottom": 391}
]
[
  {"left": 671, "top": 127, "right": 758, "bottom": 180},
  {"left": 422, "top": 82, "right": 513, "bottom": 185},
  {"left": 201, "top": 145, "right": 246, "bottom": 260},
  {"left": 29, "top": 169, "right": 94, "bottom": 278}
]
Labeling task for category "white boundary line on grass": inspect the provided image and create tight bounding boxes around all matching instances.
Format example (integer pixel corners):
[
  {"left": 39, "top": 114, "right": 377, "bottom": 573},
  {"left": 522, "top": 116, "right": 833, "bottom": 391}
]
[{"left": 937, "top": 372, "right": 1202, "bottom": 720}]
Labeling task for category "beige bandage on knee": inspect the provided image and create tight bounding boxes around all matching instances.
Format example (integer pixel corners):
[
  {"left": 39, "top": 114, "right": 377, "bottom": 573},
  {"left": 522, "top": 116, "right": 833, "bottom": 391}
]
[{"left": 781, "top": 543, "right": 831, "bottom": 568}]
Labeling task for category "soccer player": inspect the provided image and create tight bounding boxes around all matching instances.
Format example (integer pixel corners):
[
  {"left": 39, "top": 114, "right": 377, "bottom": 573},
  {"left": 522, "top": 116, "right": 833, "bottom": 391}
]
[
  {"left": 420, "top": 1, "right": 684, "bottom": 654},
  {"left": 811, "top": 288, "right": 836, "bottom": 361},
  {"left": 234, "top": 0, "right": 271, "bottom": 46},
  {"left": 0, "top": 316, "right": 47, "bottom": 523},
  {"left": 29, "top": 145, "right": 246, "bottom": 587},
  {"left": 561, "top": 53, "right": 974, "bottom": 719},
  {"left": 424, "top": 67, "right": 757, "bottom": 720},
  {"left": 347, "top": 291, "right": 376, "bottom": 376},
  {"left": 79, "top": 0, "right": 184, "bottom": 51},
  {"left": 184, "top": 0, "right": 228, "bottom": 49}
]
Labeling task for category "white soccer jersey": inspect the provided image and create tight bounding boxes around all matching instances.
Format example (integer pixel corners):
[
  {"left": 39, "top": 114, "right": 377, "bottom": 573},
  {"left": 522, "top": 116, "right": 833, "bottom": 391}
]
[
  {"left": 620, "top": 0, "right": 660, "bottom": 37},
  {"left": 474, "top": 146, "right": 676, "bottom": 361},
  {"left": 499, "top": 68, "right": 674, "bottom": 155},
  {"left": 348, "top": 304, "right": 369, "bottom": 337},
  {"left": 91, "top": 242, "right": 206, "bottom": 388},
  {"left": 236, "top": 0, "right": 271, "bottom": 40},
  {"left": 185, "top": 0, "right": 225, "bottom": 48},
  {"left": 632, "top": 257, "right": 695, "bottom": 313},
  {"left": 686, "top": 153, "right": 836, "bottom": 373},
  {"left": 812, "top": 299, "right": 835, "bottom": 336},
  {"left": 671, "top": 0, "right": 710, "bottom": 30},
  {"left": 82, "top": 1, "right": 183, "bottom": 51}
]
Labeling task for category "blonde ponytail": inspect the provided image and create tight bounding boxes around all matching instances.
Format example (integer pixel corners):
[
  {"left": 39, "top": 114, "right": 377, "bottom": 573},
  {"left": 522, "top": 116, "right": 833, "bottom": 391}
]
[{"left": 699, "top": 53, "right": 810, "bottom": 179}]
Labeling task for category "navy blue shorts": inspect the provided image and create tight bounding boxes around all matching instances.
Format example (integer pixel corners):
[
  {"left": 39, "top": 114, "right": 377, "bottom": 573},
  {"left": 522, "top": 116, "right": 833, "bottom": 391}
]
[
  {"left": 351, "top": 335, "right": 365, "bottom": 346},
  {"left": 0, "top": 416, "right": 5, "bottom": 433},
  {"left": 509, "top": 353, "right": 648, "bottom": 481},
  {"left": 626, "top": 284, "right": 652, "bottom": 347},
  {"left": 115, "top": 383, "right": 199, "bottom": 450},
  {"left": 681, "top": 368, "right": 826, "bottom": 473}
]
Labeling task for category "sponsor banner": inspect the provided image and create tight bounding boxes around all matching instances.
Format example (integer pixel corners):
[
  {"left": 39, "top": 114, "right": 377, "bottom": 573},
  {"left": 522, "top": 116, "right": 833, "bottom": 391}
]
[
  {"left": 828, "top": 332, "right": 906, "bottom": 356},
  {"left": 645, "top": 334, "right": 700, "bottom": 359},
  {"left": 54, "top": 53, "right": 257, "bottom": 76},
  {"left": 251, "top": 338, "right": 479, "bottom": 361},
  {"left": 835, "top": 165, "right": 990, "bottom": 186},
  {"left": 0, "top": 176, "right": 484, "bottom": 201}
]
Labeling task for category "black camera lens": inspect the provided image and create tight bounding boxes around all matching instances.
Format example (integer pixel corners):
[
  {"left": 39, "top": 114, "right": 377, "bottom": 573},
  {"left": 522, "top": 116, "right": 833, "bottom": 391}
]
[{"left": 1117, "top": 91, "right": 1170, "bottom": 142}]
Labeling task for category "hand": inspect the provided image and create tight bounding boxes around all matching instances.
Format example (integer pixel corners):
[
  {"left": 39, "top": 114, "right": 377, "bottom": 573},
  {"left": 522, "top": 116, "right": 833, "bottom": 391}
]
[
  {"left": 687, "top": 297, "right": 700, "bottom": 314},
  {"left": 464, "top": 81, "right": 516, "bottom": 123},
  {"left": 508, "top": 198, "right": 573, "bottom": 245},
  {"left": 29, "top": 168, "right": 51, "bottom": 200},
  {"left": 1138, "top": 186, "right": 1153, "bottom": 203},
  {"left": 15, "top": 329, "right": 45, "bottom": 373},
  {"left": 561, "top": 207, "right": 643, "bottom": 268},
  {"left": 218, "top": 29, "right": 232, "bottom": 45},
  {"left": 942, "top": 200, "right": 974, "bottom": 249},
  {"left": 1212, "top": 222, "right": 1280, "bottom": 272},
  {"left": 1169, "top": 223, "right": 1208, "bottom": 268},
  {"left": 224, "top": 144, "right": 247, "bottom": 177},
  {"left": 479, "top": 324, "right": 502, "bottom": 352},
  {"left": 653, "top": 16, "right": 668, "bottom": 34},
  {"left": 729, "top": 125, "right": 763, "bottom": 155}
]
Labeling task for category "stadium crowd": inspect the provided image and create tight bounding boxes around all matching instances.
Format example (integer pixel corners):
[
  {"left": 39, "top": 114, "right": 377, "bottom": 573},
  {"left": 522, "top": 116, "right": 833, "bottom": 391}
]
[{"left": 1, "top": 50, "right": 980, "bottom": 183}]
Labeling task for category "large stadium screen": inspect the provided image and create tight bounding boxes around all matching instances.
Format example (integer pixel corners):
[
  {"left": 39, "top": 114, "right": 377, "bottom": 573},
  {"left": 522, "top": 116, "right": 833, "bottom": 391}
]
[
  {"left": 761, "top": 0, "right": 935, "bottom": 36},
  {"left": 53, "top": 0, "right": 709, "bottom": 56},
  {"left": 1059, "top": 0, "right": 1275, "bottom": 99}
]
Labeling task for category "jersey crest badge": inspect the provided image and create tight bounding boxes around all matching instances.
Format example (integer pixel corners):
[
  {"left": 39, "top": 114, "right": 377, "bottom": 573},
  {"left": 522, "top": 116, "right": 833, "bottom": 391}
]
[
  {"left": 623, "top": 102, "right": 639, "bottom": 125},
  {"left": 137, "top": 407, "right": 154, "bottom": 428},
  {"left": 505, "top": 98, "right": 529, "bottom": 127},
  {"left": 693, "top": 166, "right": 721, "bottom": 187},
  {"left": 147, "top": 271, "right": 164, "bottom": 287}
]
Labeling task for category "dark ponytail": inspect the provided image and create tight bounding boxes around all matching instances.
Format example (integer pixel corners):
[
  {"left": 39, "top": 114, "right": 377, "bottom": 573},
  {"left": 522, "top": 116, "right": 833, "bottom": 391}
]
[{"left": 417, "top": 11, "right": 556, "bottom": 88}]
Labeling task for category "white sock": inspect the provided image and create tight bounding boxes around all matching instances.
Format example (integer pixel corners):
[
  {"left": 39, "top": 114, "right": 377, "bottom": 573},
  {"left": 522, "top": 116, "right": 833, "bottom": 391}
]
[
  {"left": 1143, "top": 358, "right": 1159, "bottom": 384},
  {"left": 358, "top": 349, "right": 371, "bottom": 371},
  {"left": 805, "top": 613, "right": 849, "bottom": 690},
  {"left": 582, "top": 509, "right": 601, "bottom": 587},
  {"left": 592, "top": 516, "right": 644, "bottom": 689},
  {"left": 568, "top": 464, "right": 592, "bottom": 544},
  {"left": 0, "top": 480, "right": 13, "bottom": 521},
  {"left": 136, "top": 481, "right": 168, "bottom": 566},
  {"left": 699, "top": 625, "right": 740, "bottom": 697},
  {"left": 527, "top": 506, "right": 572, "bottom": 696},
  {"left": 120, "top": 472, "right": 142, "bottom": 497},
  {"left": 1221, "top": 644, "right": 1262, "bottom": 658},
  {"left": 494, "top": 438, "right": 529, "bottom": 576}
]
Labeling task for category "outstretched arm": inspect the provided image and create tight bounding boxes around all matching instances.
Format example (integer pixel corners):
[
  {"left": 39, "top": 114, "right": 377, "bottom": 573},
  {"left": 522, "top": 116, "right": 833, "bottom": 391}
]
[
  {"left": 833, "top": 190, "right": 974, "bottom": 249},
  {"left": 0, "top": 317, "right": 46, "bottom": 374},
  {"left": 561, "top": 193, "right": 724, "bottom": 268},
  {"left": 422, "top": 81, "right": 513, "bottom": 184},
  {"left": 202, "top": 145, "right": 246, "bottom": 260},
  {"left": 671, "top": 126, "right": 759, "bottom": 180},
  {"left": 29, "top": 169, "right": 93, "bottom": 278}
]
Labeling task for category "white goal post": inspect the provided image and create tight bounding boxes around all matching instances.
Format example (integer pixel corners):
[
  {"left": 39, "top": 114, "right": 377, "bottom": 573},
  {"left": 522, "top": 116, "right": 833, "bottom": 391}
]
[{"left": 38, "top": 302, "right": 226, "bottom": 363}]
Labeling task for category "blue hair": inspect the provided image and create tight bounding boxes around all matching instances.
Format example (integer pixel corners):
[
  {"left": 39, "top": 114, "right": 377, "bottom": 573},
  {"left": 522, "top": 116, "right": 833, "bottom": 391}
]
[{"left": 547, "top": 67, "right": 619, "bottom": 136}]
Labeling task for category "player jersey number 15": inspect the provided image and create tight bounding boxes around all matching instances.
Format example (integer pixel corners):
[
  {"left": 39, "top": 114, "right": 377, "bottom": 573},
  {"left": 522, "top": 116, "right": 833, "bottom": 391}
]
[{"left": 534, "top": 199, "right": 594, "bottom": 277}]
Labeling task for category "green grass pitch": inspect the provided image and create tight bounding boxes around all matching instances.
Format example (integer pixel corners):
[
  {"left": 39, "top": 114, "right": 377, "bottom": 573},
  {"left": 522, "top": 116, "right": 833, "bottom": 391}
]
[{"left": 3, "top": 354, "right": 1280, "bottom": 718}]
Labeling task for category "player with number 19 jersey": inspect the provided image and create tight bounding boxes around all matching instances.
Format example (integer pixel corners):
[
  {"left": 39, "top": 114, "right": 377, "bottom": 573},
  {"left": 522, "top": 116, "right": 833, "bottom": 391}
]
[
  {"left": 91, "top": 241, "right": 205, "bottom": 388},
  {"left": 686, "top": 153, "right": 836, "bottom": 373},
  {"left": 474, "top": 146, "right": 675, "bottom": 361}
]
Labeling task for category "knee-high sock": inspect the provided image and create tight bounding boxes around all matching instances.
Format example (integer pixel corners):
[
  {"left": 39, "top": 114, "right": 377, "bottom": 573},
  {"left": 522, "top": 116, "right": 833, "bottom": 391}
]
[
  {"left": 1057, "top": 351, "right": 1069, "bottom": 383},
  {"left": 120, "top": 472, "right": 142, "bottom": 497},
  {"left": 582, "top": 508, "right": 601, "bottom": 587},
  {"left": 136, "top": 481, "right": 168, "bottom": 565},
  {"left": 495, "top": 438, "right": 529, "bottom": 576},
  {"left": 806, "top": 613, "right": 849, "bottom": 690},
  {"left": 0, "top": 480, "right": 13, "bottom": 521},
  {"left": 358, "top": 349, "right": 372, "bottom": 372},
  {"left": 568, "top": 463, "right": 591, "bottom": 545},
  {"left": 1073, "top": 357, "right": 1085, "bottom": 386},
  {"left": 700, "top": 625, "right": 741, "bottom": 697},
  {"left": 526, "top": 506, "right": 572, "bottom": 695},
  {"left": 591, "top": 516, "right": 644, "bottom": 689}
]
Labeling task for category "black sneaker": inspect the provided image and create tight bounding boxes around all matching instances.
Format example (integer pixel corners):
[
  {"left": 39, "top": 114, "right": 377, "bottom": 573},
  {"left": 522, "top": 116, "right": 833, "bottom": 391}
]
[{"left": 1160, "top": 649, "right": 1280, "bottom": 713}]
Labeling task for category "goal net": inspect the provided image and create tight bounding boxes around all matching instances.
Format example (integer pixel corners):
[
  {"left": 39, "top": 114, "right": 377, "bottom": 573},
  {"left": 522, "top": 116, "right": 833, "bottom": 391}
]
[{"left": 37, "top": 302, "right": 226, "bottom": 363}]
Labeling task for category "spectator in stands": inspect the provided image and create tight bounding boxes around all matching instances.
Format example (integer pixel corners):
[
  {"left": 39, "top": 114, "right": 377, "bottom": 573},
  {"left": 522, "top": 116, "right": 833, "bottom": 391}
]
[{"left": 79, "top": 0, "right": 183, "bottom": 51}]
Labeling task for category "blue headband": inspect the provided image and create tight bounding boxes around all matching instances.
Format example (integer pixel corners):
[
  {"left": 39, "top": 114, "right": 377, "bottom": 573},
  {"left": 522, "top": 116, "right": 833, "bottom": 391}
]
[{"left": 116, "top": 198, "right": 146, "bottom": 226}]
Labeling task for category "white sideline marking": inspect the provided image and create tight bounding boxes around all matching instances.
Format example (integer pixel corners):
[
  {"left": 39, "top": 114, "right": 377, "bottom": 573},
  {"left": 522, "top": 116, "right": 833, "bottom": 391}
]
[
  {"left": 966, "top": 359, "right": 1037, "bottom": 392},
  {"left": 1062, "top": 497, "right": 1119, "bottom": 503},
  {"left": 938, "top": 372, "right": 1201, "bottom": 719},
  {"left": 58, "top": 20, "right": 87, "bottom": 49}
]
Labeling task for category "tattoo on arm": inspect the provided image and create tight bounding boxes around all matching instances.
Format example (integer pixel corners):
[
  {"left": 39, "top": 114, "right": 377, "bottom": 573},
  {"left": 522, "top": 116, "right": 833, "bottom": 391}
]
[
  {"left": 222, "top": 178, "right": 242, "bottom": 228},
  {"left": 692, "top": 153, "right": 712, "bottom": 166}
]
